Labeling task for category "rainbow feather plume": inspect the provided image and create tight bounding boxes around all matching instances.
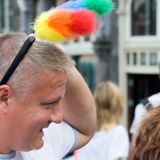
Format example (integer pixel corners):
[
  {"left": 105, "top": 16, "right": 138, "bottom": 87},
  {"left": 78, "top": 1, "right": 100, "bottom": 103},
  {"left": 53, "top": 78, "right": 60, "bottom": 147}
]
[
  {"left": 33, "top": 0, "right": 115, "bottom": 42},
  {"left": 34, "top": 9, "right": 97, "bottom": 42}
]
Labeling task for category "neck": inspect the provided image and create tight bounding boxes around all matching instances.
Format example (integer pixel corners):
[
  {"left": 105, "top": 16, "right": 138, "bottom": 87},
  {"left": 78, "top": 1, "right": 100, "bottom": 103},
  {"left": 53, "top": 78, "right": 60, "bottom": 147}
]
[
  {"left": 0, "top": 121, "right": 12, "bottom": 154},
  {"left": 100, "top": 122, "right": 117, "bottom": 131},
  {"left": 0, "top": 135, "right": 12, "bottom": 154}
]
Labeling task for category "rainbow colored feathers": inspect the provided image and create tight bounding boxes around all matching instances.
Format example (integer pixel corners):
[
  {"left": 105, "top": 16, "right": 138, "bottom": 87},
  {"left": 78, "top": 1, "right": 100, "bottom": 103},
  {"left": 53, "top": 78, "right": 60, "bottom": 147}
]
[{"left": 33, "top": 0, "right": 115, "bottom": 42}]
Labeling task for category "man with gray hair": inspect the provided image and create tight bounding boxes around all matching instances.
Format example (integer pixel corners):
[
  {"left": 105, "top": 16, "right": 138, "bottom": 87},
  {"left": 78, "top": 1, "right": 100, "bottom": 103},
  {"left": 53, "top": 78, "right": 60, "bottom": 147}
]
[{"left": 0, "top": 32, "right": 96, "bottom": 160}]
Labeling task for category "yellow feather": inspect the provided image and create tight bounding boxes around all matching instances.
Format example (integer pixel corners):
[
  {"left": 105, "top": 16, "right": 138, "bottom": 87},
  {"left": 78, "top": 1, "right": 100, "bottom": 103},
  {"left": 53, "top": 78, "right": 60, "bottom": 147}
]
[{"left": 34, "top": 12, "right": 65, "bottom": 42}]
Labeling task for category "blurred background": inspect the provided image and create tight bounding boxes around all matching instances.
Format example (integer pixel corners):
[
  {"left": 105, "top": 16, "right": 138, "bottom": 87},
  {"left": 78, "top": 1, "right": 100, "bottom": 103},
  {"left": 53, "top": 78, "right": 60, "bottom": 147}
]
[{"left": 0, "top": 0, "right": 159, "bottom": 135}]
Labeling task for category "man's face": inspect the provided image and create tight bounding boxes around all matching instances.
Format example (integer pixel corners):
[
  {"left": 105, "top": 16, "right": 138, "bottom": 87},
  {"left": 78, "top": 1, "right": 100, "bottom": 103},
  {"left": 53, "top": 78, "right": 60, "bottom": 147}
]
[{"left": 7, "top": 70, "right": 67, "bottom": 151}]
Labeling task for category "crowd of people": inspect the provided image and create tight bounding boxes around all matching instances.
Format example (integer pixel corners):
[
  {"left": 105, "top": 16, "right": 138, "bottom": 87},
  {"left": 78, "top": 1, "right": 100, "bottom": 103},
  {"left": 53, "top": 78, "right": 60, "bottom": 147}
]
[{"left": 0, "top": 31, "right": 160, "bottom": 160}]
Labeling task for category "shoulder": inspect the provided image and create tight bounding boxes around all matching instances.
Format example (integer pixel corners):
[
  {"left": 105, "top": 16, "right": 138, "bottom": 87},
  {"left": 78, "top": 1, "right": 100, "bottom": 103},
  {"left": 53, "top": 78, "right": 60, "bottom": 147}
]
[
  {"left": 107, "top": 125, "right": 129, "bottom": 159},
  {"left": 134, "top": 103, "right": 147, "bottom": 117},
  {"left": 97, "top": 125, "right": 129, "bottom": 141},
  {"left": 130, "top": 103, "right": 148, "bottom": 134},
  {"left": 148, "top": 92, "right": 160, "bottom": 108},
  {"left": 112, "top": 125, "right": 129, "bottom": 147},
  {"left": 112, "top": 125, "right": 128, "bottom": 137}
]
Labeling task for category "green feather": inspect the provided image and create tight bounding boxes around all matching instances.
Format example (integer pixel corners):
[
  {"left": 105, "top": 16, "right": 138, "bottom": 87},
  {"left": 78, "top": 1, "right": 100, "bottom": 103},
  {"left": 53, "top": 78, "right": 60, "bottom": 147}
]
[{"left": 84, "top": 0, "right": 115, "bottom": 15}]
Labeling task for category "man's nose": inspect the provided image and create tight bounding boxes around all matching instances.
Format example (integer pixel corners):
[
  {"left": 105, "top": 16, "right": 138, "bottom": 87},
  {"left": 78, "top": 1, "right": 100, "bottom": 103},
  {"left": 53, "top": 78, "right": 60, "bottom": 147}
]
[{"left": 50, "top": 106, "right": 63, "bottom": 123}]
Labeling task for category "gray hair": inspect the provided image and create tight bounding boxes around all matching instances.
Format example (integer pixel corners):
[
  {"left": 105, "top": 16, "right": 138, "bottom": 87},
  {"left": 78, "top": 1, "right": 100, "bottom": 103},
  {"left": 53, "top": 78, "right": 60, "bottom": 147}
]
[{"left": 0, "top": 32, "right": 73, "bottom": 99}]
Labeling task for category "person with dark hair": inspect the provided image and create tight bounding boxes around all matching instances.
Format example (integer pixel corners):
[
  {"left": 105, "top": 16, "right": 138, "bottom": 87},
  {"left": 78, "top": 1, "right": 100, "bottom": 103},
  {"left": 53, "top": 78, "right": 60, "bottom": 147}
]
[{"left": 0, "top": 32, "right": 96, "bottom": 160}]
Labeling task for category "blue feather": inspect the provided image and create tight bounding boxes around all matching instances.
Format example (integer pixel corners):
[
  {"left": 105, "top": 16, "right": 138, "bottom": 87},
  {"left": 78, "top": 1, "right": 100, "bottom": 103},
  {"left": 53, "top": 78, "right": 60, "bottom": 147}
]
[{"left": 57, "top": 0, "right": 86, "bottom": 9}]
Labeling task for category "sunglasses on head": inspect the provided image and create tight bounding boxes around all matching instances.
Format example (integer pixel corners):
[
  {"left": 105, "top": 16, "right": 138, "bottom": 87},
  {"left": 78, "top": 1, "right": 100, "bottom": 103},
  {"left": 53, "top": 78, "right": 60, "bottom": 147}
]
[{"left": 0, "top": 34, "right": 35, "bottom": 85}]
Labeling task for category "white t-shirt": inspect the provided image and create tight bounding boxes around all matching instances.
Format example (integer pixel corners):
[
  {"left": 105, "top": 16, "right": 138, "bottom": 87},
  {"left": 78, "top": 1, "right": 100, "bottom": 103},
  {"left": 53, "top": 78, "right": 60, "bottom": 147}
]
[
  {"left": 130, "top": 92, "right": 160, "bottom": 134},
  {"left": 0, "top": 122, "right": 77, "bottom": 160},
  {"left": 76, "top": 125, "right": 129, "bottom": 160}
]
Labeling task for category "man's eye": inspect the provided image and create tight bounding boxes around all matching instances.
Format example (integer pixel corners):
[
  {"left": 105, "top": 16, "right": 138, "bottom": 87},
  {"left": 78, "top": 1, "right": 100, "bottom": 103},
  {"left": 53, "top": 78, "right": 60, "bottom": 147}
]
[
  {"left": 44, "top": 102, "right": 56, "bottom": 105},
  {"left": 41, "top": 99, "right": 61, "bottom": 108}
]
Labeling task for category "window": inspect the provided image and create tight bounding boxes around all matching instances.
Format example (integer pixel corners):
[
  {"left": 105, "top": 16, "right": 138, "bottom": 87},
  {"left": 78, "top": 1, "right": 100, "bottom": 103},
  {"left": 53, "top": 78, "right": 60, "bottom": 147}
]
[
  {"left": 127, "top": 53, "right": 130, "bottom": 65},
  {"left": 0, "top": 0, "right": 4, "bottom": 32},
  {"left": 150, "top": 52, "right": 157, "bottom": 66},
  {"left": 131, "top": 0, "right": 156, "bottom": 36},
  {"left": 0, "top": 0, "right": 20, "bottom": 32},
  {"left": 140, "top": 52, "right": 146, "bottom": 65},
  {"left": 9, "top": 1, "right": 20, "bottom": 31},
  {"left": 78, "top": 60, "right": 97, "bottom": 92},
  {"left": 133, "top": 52, "right": 137, "bottom": 65}
]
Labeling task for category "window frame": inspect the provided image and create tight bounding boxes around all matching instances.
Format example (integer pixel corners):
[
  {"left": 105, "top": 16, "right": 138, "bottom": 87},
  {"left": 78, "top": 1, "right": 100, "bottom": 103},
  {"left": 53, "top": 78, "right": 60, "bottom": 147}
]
[{"left": 125, "top": 0, "right": 160, "bottom": 42}]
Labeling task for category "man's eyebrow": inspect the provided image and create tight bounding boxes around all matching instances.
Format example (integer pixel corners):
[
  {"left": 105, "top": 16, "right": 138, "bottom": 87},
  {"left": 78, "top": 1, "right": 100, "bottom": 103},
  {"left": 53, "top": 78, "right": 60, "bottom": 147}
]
[{"left": 41, "top": 97, "right": 62, "bottom": 105}]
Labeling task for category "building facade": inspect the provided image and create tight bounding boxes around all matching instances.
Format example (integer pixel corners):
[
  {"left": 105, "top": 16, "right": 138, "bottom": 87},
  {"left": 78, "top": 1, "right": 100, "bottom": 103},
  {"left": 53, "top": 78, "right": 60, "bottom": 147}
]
[{"left": 118, "top": 0, "right": 160, "bottom": 128}]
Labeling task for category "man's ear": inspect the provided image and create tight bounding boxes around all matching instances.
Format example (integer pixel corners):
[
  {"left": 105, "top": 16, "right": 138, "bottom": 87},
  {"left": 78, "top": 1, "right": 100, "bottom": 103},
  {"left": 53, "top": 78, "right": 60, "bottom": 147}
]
[{"left": 0, "top": 85, "right": 11, "bottom": 113}]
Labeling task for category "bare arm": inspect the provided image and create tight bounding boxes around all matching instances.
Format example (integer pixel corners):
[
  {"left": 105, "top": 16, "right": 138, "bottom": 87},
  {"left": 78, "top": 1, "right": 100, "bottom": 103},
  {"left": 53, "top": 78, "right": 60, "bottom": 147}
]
[{"left": 62, "top": 66, "right": 97, "bottom": 149}]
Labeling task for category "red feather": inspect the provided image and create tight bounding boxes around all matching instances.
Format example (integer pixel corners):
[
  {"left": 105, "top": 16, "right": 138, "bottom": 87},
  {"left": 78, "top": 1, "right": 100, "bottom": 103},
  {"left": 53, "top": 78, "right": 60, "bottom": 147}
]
[{"left": 70, "top": 10, "right": 98, "bottom": 36}]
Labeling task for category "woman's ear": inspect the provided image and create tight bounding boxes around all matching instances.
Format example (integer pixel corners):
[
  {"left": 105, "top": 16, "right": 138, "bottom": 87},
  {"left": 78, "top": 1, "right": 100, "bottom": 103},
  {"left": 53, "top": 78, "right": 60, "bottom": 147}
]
[{"left": 0, "top": 85, "right": 11, "bottom": 113}]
